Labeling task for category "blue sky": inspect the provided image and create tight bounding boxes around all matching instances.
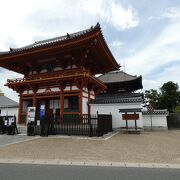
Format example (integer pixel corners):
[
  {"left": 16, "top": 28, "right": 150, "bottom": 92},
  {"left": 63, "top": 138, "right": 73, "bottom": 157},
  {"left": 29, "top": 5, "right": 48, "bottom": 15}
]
[{"left": 0, "top": 0, "right": 180, "bottom": 101}]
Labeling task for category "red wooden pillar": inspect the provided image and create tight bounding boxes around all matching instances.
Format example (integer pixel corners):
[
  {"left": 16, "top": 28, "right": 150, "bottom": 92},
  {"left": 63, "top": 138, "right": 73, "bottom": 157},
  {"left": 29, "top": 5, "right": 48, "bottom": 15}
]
[
  {"left": 18, "top": 93, "right": 23, "bottom": 124},
  {"left": 60, "top": 90, "right": 64, "bottom": 121},
  {"left": 79, "top": 88, "right": 83, "bottom": 123},
  {"left": 87, "top": 90, "right": 91, "bottom": 115},
  {"left": 59, "top": 84, "right": 65, "bottom": 123}
]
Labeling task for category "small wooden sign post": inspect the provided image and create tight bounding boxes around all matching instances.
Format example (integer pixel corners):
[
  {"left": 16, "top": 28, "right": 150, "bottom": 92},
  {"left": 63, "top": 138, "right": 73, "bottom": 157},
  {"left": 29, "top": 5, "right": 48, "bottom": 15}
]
[{"left": 122, "top": 113, "right": 139, "bottom": 130}]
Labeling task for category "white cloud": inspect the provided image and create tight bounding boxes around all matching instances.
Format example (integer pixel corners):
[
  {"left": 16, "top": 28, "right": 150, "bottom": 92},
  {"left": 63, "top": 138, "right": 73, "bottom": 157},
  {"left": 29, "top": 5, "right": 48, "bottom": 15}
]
[
  {"left": 82, "top": 0, "right": 139, "bottom": 31},
  {"left": 162, "top": 7, "right": 180, "bottom": 19},
  {"left": 143, "top": 64, "right": 180, "bottom": 91},
  {"left": 121, "top": 19, "right": 180, "bottom": 90},
  {"left": 148, "top": 7, "right": 180, "bottom": 21},
  {"left": 109, "top": 40, "right": 123, "bottom": 48},
  {"left": 0, "top": 0, "right": 138, "bottom": 52}
]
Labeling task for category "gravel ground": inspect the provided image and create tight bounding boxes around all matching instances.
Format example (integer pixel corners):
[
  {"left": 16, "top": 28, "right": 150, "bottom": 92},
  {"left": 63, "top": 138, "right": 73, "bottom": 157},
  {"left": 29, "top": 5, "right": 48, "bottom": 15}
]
[{"left": 0, "top": 130, "right": 180, "bottom": 164}]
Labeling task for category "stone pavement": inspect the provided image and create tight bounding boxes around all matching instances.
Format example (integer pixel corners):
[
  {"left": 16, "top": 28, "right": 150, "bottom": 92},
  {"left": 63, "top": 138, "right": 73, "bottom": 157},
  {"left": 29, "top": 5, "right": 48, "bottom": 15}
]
[
  {"left": 0, "top": 130, "right": 180, "bottom": 168},
  {"left": 0, "top": 134, "right": 39, "bottom": 147}
]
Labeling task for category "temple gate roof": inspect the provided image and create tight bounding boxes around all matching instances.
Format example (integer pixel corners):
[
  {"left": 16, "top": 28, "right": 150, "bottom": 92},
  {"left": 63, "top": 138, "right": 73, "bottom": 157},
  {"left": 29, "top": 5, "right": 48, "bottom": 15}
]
[{"left": 0, "top": 23, "right": 120, "bottom": 75}]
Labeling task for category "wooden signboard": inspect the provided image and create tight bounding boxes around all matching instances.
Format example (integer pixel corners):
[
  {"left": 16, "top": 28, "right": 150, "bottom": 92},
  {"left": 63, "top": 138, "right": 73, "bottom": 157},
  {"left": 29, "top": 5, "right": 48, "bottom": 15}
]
[{"left": 122, "top": 114, "right": 139, "bottom": 120}]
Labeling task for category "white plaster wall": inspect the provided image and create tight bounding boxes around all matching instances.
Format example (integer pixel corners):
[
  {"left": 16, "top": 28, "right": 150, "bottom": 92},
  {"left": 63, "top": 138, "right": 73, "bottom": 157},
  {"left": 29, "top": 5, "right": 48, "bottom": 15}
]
[
  {"left": 72, "top": 86, "right": 78, "bottom": 90},
  {"left": 83, "top": 92, "right": 88, "bottom": 98},
  {"left": 37, "top": 89, "right": 46, "bottom": 93},
  {"left": 0, "top": 107, "right": 18, "bottom": 118},
  {"left": 24, "top": 90, "right": 33, "bottom": 94},
  {"left": 90, "top": 91, "right": 94, "bottom": 94},
  {"left": 23, "top": 90, "right": 27, "bottom": 94},
  {"left": 64, "top": 98, "right": 68, "bottom": 108},
  {"left": 90, "top": 91, "right": 95, "bottom": 99},
  {"left": 64, "top": 86, "right": 70, "bottom": 90},
  {"left": 83, "top": 87, "right": 88, "bottom": 92},
  {"left": 72, "top": 65, "right": 77, "bottom": 68},
  {"left": 82, "top": 97, "right": 88, "bottom": 114},
  {"left": 28, "top": 90, "right": 33, "bottom": 94},
  {"left": 90, "top": 95, "right": 95, "bottom": 99},
  {"left": 66, "top": 65, "right": 71, "bottom": 69},
  {"left": 51, "top": 87, "right": 60, "bottom": 92},
  {"left": 41, "top": 69, "right": 47, "bottom": 73},
  {"left": 54, "top": 67, "right": 62, "bottom": 71},
  {"left": 91, "top": 103, "right": 143, "bottom": 129},
  {"left": 49, "top": 99, "right": 60, "bottom": 109},
  {"left": 22, "top": 101, "right": 30, "bottom": 113},
  {"left": 142, "top": 114, "right": 168, "bottom": 128}
]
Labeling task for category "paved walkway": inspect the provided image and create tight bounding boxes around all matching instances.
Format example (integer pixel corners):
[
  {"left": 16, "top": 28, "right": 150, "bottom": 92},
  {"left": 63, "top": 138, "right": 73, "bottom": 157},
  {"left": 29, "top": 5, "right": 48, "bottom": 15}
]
[
  {"left": 0, "top": 134, "right": 39, "bottom": 147},
  {"left": 0, "top": 130, "right": 180, "bottom": 168}
]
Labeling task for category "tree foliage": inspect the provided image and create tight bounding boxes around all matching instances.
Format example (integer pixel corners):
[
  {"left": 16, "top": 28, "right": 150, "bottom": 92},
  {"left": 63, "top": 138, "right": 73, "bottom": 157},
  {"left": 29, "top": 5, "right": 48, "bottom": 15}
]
[
  {"left": 144, "top": 89, "right": 160, "bottom": 109},
  {"left": 160, "top": 81, "right": 180, "bottom": 112},
  {"left": 144, "top": 81, "right": 180, "bottom": 112}
]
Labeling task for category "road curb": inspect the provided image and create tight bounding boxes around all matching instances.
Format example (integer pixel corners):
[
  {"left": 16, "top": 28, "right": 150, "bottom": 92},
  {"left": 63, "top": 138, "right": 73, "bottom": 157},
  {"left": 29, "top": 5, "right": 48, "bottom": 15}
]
[{"left": 0, "top": 158, "right": 180, "bottom": 169}]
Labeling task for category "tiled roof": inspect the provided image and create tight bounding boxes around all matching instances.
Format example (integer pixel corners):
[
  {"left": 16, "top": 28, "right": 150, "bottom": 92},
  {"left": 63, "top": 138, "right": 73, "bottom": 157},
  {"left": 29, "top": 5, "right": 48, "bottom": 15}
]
[
  {"left": 0, "top": 95, "right": 18, "bottom": 107},
  {"left": 98, "top": 71, "right": 141, "bottom": 83},
  {"left": 90, "top": 93, "right": 143, "bottom": 104},
  {"left": 119, "top": 108, "right": 142, "bottom": 112},
  {"left": 142, "top": 110, "right": 168, "bottom": 115},
  {"left": 0, "top": 23, "right": 100, "bottom": 55}
]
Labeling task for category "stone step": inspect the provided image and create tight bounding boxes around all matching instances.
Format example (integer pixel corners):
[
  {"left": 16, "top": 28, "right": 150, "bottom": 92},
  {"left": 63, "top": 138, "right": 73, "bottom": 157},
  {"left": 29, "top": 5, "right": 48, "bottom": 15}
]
[{"left": 17, "top": 125, "right": 27, "bottom": 134}]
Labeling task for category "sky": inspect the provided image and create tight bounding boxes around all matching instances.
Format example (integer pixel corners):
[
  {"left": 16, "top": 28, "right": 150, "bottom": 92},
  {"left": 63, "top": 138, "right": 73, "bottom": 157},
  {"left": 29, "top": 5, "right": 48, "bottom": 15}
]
[{"left": 0, "top": 0, "right": 180, "bottom": 102}]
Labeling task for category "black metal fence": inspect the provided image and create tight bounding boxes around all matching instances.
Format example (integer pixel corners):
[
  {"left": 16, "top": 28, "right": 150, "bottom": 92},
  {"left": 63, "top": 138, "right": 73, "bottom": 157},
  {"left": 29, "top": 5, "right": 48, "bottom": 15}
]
[
  {"left": 31, "top": 114, "right": 112, "bottom": 137},
  {"left": 0, "top": 116, "right": 18, "bottom": 135},
  {"left": 167, "top": 113, "right": 180, "bottom": 129}
]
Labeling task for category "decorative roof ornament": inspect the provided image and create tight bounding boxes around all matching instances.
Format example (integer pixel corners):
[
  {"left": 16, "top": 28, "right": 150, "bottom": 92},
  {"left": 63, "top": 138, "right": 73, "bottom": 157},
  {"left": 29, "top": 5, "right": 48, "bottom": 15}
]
[
  {"left": 9, "top": 47, "right": 13, "bottom": 52},
  {"left": 66, "top": 33, "right": 71, "bottom": 39},
  {"left": 96, "top": 22, "right": 100, "bottom": 27}
]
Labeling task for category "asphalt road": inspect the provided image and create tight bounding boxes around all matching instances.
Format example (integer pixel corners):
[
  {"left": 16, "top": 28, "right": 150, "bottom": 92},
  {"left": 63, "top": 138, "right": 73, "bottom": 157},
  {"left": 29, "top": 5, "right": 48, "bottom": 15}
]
[{"left": 0, "top": 163, "right": 180, "bottom": 180}]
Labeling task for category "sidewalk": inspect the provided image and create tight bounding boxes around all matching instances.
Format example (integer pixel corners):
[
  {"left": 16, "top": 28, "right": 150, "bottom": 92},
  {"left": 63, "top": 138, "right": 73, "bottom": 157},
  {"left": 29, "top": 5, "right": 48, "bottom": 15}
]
[{"left": 0, "top": 130, "right": 180, "bottom": 167}]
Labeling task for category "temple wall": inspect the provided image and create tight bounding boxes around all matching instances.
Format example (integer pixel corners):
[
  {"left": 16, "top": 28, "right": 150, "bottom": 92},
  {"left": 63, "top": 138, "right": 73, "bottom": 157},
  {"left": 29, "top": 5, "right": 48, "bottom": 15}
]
[
  {"left": 0, "top": 107, "right": 18, "bottom": 118},
  {"left": 82, "top": 97, "right": 88, "bottom": 114},
  {"left": 90, "top": 103, "right": 144, "bottom": 129},
  {"left": 142, "top": 113, "right": 168, "bottom": 129}
]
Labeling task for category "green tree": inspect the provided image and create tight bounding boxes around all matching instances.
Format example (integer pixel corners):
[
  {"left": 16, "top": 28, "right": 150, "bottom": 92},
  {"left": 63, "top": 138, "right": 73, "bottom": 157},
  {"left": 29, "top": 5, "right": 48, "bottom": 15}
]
[
  {"left": 159, "top": 81, "right": 180, "bottom": 113},
  {"left": 144, "top": 81, "right": 180, "bottom": 112},
  {"left": 144, "top": 89, "right": 161, "bottom": 109}
]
